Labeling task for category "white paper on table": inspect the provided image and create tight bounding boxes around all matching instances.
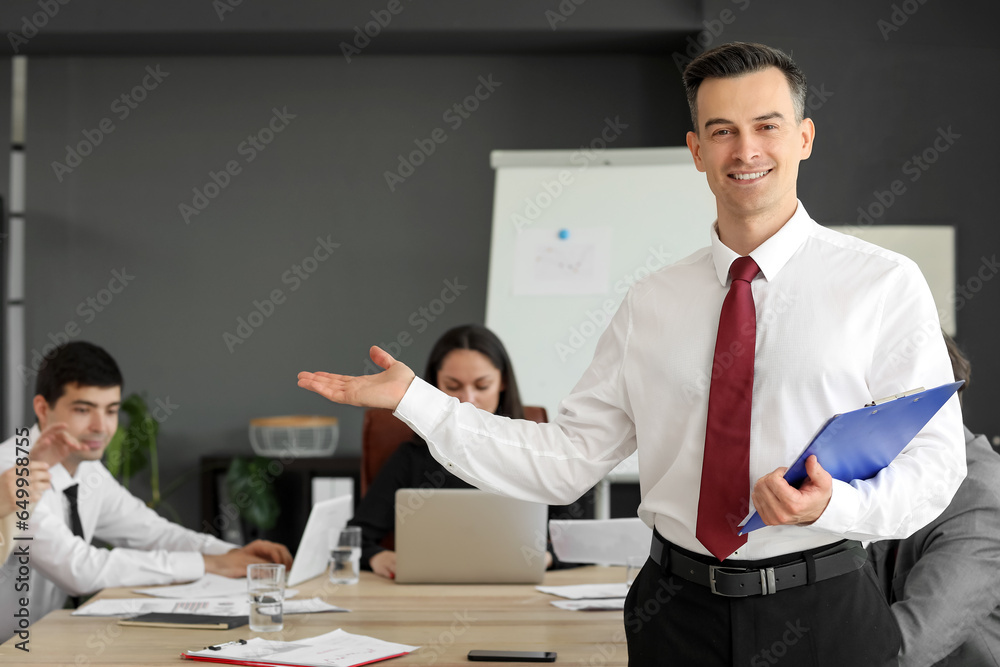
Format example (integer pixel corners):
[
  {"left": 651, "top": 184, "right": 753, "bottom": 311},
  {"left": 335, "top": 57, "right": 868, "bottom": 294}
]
[
  {"left": 551, "top": 598, "right": 626, "bottom": 611},
  {"left": 288, "top": 496, "right": 354, "bottom": 586},
  {"left": 548, "top": 517, "right": 651, "bottom": 565},
  {"left": 74, "top": 596, "right": 341, "bottom": 617},
  {"left": 284, "top": 598, "right": 349, "bottom": 614},
  {"left": 183, "top": 629, "right": 419, "bottom": 667},
  {"left": 536, "top": 583, "right": 629, "bottom": 600},
  {"left": 512, "top": 228, "right": 612, "bottom": 296},
  {"left": 133, "top": 573, "right": 297, "bottom": 599},
  {"left": 73, "top": 597, "right": 250, "bottom": 617}
]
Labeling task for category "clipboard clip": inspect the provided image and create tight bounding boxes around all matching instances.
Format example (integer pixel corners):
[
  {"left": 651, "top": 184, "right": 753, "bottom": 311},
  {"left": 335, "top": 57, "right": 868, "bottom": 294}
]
[
  {"left": 865, "top": 387, "right": 925, "bottom": 407},
  {"left": 206, "top": 639, "right": 247, "bottom": 651}
]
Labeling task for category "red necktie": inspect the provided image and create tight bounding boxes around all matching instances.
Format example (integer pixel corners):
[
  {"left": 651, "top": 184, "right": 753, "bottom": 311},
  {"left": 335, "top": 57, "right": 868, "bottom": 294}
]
[{"left": 696, "top": 256, "right": 760, "bottom": 561}]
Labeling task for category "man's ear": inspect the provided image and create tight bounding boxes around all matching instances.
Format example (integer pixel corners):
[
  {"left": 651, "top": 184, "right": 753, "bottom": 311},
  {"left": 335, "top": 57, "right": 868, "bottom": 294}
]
[
  {"left": 32, "top": 395, "right": 50, "bottom": 429},
  {"left": 686, "top": 130, "right": 706, "bottom": 172},
  {"left": 799, "top": 118, "right": 815, "bottom": 160}
]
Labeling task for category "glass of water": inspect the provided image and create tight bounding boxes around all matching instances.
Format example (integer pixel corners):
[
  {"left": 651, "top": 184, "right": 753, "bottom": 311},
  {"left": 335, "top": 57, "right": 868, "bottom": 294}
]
[
  {"left": 329, "top": 526, "right": 362, "bottom": 584},
  {"left": 247, "top": 563, "right": 285, "bottom": 632}
]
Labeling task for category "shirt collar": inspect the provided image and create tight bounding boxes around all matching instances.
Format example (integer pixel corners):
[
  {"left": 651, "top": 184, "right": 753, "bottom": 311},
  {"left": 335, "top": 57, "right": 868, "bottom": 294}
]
[{"left": 709, "top": 200, "right": 813, "bottom": 286}]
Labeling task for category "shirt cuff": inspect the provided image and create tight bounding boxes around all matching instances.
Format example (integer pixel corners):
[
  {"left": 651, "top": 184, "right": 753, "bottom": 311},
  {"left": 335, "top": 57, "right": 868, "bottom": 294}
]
[
  {"left": 170, "top": 551, "right": 208, "bottom": 583},
  {"left": 807, "top": 479, "right": 860, "bottom": 534},
  {"left": 394, "top": 376, "right": 454, "bottom": 434}
]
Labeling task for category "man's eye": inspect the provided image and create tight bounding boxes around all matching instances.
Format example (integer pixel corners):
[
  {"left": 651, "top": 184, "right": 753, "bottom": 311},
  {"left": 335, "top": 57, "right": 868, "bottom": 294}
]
[{"left": 714, "top": 129, "right": 731, "bottom": 136}]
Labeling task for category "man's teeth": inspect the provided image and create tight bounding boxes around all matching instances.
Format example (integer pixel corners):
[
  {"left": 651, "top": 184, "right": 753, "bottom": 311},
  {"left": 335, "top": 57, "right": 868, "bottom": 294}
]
[{"left": 732, "top": 170, "right": 769, "bottom": 180}]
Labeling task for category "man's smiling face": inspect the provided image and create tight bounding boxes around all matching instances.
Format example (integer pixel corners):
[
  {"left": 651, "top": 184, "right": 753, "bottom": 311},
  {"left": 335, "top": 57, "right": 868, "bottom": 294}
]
[
  {"left": 36, "top": 383, "right": 121, "bottom": 471},
  {"left": 686, "top": 66, "right": 814, "bottom": 226}
]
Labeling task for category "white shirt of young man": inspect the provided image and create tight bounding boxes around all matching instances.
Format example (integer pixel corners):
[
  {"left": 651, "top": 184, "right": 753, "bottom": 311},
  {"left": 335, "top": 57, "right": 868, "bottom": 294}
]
[
  {"left": 394, "top": 202, "right": 966, "bottom": 561},
  {"left": 0, "top": 425, "right": 236, "bottom": 642}
]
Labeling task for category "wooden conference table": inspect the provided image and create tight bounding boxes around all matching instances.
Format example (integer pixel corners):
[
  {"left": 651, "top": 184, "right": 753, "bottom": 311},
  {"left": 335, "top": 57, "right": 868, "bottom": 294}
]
[{"left": 0, "top": 566, "right": 629, "bottom": 666}]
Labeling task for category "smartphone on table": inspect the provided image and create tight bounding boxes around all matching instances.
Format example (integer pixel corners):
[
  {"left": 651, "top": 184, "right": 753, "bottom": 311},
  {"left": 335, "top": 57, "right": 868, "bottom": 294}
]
[{"left": 468, "top": 649, "right": 557, "bottom": 662}]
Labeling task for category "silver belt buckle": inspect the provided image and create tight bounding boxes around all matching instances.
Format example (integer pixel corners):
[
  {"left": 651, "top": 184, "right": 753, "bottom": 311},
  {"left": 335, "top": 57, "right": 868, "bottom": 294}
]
[{"left": 708, "top": 565, "right": 776, "bottom": 596}]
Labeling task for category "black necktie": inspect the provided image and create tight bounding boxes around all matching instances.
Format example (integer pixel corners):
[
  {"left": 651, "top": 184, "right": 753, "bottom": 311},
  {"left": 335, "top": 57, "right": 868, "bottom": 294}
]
[
  {"left": 63, "top": 485, "right": 86, "bottom": 608},
  {"left": 64, "top": 485, "right": 85, "bottom": 540}
]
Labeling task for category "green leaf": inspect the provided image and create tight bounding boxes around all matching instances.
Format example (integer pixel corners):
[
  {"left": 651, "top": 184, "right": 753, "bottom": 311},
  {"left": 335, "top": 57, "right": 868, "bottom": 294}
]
[
  {"left": 225, "top": 457, "right": 280, "bottom": 531},
  {"left": 102, "top": 393, "right": 154, "bottom": 493},
  {"left": 104, "top": 427, "right": 127, "bottom": 478}
]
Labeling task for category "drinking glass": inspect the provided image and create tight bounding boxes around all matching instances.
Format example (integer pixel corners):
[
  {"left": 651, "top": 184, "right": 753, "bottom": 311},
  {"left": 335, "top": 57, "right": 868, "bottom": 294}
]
[
  {"left": 329, "top": 526, "right": 362, "bottom": 584},
  {"left": 247, "top": 563, "right": 285, "bottom": 632}
]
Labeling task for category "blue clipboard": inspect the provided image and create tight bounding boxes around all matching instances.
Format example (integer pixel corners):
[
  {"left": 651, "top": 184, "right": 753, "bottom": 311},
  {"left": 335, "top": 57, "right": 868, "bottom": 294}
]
[{"left": 738, "top": 380, "right": 963, "bottom": 535}]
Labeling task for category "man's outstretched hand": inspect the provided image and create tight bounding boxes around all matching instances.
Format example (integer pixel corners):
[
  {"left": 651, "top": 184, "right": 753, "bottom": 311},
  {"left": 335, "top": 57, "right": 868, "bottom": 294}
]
[{"left": 298, "top": 346, "right": 416, "bottom": 411}]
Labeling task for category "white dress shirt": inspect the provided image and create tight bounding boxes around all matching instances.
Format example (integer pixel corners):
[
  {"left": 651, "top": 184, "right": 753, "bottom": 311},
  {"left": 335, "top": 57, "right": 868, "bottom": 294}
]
[
  {"left": 0, "top": 425, "right": 236, "bottom": 643},
  {"left": 395, "top": 202, "right": 966, "bottom": 562}
]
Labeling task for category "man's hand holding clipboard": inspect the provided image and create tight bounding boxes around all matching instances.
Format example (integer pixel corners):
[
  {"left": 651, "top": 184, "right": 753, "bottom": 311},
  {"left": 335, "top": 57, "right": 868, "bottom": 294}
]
[{"left": 739, "top": 381, "right": 964, "bottom": 535}]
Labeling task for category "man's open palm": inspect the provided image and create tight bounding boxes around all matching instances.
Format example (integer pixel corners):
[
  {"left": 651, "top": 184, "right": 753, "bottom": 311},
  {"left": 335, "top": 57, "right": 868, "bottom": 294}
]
[{"left": 298, "top": 346, "right": 416, "bottom": 410}]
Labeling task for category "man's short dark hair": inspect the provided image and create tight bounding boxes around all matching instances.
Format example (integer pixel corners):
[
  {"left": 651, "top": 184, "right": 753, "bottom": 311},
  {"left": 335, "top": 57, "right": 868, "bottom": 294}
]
[
  {"left": 682, "top": 41, "right": 808, "bottom": 132},
  {"left": 35, "top": 341, "right": 123, "bottom": 405}
]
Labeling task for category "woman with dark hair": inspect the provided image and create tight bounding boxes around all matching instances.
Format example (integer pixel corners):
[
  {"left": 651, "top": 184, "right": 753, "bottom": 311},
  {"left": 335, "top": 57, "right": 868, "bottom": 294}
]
[{"left": 349, "top": 324, "right": 588, "bottom": 579}]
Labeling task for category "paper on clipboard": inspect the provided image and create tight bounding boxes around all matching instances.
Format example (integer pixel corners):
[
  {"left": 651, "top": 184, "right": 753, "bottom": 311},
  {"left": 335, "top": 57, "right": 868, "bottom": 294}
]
[
  {"left": 181, "top": 629, "right": 418, "bottom": 667},
  {"left": 739, "top": 380, "right": 963, "bottom": 535}
]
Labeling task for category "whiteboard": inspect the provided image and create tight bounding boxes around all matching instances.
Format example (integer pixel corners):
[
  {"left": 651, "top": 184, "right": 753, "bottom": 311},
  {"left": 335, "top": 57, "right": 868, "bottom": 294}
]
[{"left": 485, "top": 147, "right": 717, "bottom": 416}]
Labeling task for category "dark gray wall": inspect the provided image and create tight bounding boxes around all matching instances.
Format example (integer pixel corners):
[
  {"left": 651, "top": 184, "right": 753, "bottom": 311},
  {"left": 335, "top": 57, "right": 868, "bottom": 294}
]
[{"left": 22, "top": 54, "right": 682, "bottom": 527}]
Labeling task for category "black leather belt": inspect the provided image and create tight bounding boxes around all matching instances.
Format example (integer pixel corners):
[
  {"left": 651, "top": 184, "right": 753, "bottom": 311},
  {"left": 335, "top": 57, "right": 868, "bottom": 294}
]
[{"left": 649, "top": 533, "right": 867, "bottom": 597}]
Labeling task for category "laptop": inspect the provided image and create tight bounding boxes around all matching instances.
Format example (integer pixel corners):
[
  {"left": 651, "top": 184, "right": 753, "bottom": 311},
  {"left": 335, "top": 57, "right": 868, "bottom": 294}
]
[{"left": 394, "top": 489, "right": 548, "bottom": 584}]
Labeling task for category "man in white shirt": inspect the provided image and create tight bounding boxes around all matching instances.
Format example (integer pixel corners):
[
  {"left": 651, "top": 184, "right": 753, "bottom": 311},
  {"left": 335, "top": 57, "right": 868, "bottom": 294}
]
[
  {"left": 298, "top": 42, "right": 964, "bottom": 666},
  {"left": 0, "top": 341, "right": 292, "bottom": 645}
]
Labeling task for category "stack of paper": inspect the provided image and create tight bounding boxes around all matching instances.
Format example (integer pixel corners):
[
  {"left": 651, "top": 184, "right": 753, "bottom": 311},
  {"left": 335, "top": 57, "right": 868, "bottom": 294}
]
[
  {"left": 536, "top": 583, "right": 628, "bottom": 612},
  {"left": 133, "top": 573, "right": 298, "bottom": 599},
  {"left": 75, "top": 597, "right": 346, "bottom": 618}
]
